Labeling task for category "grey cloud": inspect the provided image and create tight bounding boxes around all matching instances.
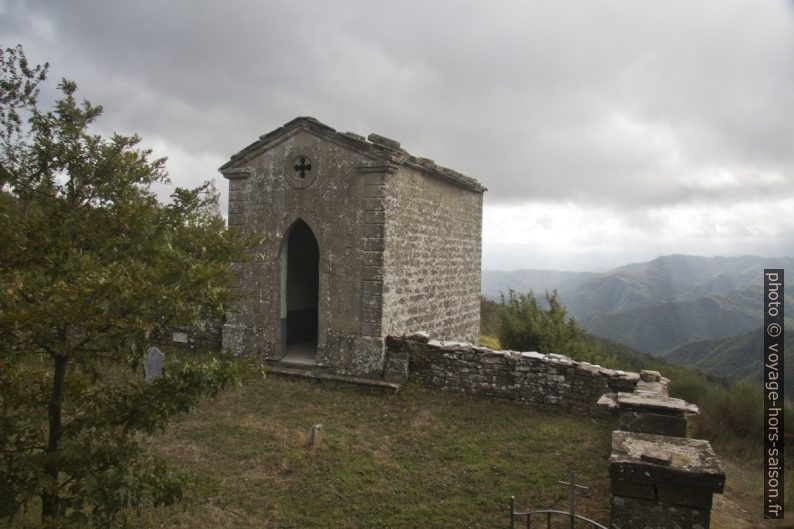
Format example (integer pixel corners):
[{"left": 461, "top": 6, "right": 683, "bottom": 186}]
[{"left": 3, "top": 0, "right": 793, "bottom": 213}]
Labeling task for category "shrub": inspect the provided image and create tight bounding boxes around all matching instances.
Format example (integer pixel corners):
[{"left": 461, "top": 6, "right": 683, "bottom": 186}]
[{"left": 497, "top": 290, "right": 615, "bottom": 366}]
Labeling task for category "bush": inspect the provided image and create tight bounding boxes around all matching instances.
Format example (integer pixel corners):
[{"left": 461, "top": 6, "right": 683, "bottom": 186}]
[
  {"left": 666, "top": 365, "right": 715, "bottom": 404},
  {"left": 677, "top": 376, "right": 794, "bottom": 458},
  {"left": 497, "top": 290, "right": 615, "bottom": 366},
  {"left": 696, "top": 380, "right": 762, "bottom": 442},
  {"left": 498, "top": 290, "right": 579, "bottom": 352}
]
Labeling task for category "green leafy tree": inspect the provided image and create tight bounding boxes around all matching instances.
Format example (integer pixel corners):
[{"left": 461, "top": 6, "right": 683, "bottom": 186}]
[
  {"left": 497, "top": 289, "right": 614, "bottom": 366},
  {"left": 0, "top": 45, "right": 257, "bottom": 527}
]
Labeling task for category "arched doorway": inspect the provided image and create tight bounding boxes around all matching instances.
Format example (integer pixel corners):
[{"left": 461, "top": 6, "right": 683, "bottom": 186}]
[{"left": 280, "top": 219, "right": 319, "bottom": 364}]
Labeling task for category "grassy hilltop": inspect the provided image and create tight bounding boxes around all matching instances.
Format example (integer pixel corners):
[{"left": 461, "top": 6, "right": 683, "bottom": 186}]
[{"left": 132, "top": 376, "right": 613, "bottom": 529}]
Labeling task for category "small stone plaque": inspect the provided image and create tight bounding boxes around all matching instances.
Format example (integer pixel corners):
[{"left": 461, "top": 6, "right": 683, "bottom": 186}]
[
  {"left": 144, "top": 346, "right": 165, "bottom": 381},
  {"left": 172, "top": 331, "right": 189, "bottom": 344}
]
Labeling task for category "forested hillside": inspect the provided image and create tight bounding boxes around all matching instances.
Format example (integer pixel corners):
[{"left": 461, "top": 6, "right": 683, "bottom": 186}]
[{"left": 482, "top": 255, "right": 793, "bottom": 385}]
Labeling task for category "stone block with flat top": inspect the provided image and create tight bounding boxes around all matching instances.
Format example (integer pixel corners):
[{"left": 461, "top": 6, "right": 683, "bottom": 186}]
[
  {"left": 606, "top": 390, "right": 699, "bottom": 436},
  {"left": 610, "top": 431, "right": 725, "bottom": 529},
  {"left": 615, "top": 391, "right": 699, "bottom": 416}
]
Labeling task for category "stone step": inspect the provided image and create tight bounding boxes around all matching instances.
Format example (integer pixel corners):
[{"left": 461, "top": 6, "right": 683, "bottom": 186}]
[{"left": 266, "top": 364, "right": 402, "bottom": 392}]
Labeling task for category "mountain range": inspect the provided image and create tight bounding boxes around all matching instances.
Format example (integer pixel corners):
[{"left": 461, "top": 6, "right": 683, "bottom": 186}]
[{"left": 482, "top": 254, "right": 792, "bottom": 386}]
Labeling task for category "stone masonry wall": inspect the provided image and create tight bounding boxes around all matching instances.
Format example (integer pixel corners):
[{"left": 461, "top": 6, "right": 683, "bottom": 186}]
[
  {"left": 162, "top": 320, "right": 222, "bottom": 352},
  {"left": 221, "top": 117, "right": 485, "bottom": 378},
  {"left": 388, "top": 335, "right": 639, "bottom": 413},
  {"left": 150, "top": 316, "right": 223, "bottom": 354},
  {"left": 224, "top": 127, "right": 378, "bottom": 370},
  {"left": 381, "top": 165, "right": 482, "bottom": 343}
]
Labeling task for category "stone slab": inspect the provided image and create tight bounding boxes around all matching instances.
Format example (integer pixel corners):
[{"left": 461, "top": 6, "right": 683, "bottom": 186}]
[
  {"left": 616, "top": 391, "right": 699, "bottom": 416},
  {"left": 144, "top": 346, "right": 164, "bottom": 381},
  {"left": 267, "top": 364, "right": 401, "bottom": 392},
  {"left": 608, "top": 372, "right": 639, "bottom": 392},
  {"left": 610, "top": 431, "right": 725, "bottom": 493},
  {"left": 597, "top": 393, "right": 619, "bottom": 410},
  {"left": 635, "top": 378, "right": 669, "bottom": 396},
  {"left": 405, "top": 331, "right": 430, "bottom": 343}
]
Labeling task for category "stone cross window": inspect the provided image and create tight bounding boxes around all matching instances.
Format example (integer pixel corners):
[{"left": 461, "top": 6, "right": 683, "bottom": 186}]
[
  {"left": 286, "top": 154, "right": 317, "bottom": 189},
  {"left": 293, "top": 157, "right": 312, "bottom": 179}
]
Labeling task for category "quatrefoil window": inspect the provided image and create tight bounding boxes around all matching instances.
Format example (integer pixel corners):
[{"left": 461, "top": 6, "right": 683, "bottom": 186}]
[
  {"left": 285, "top": 154, "right": 317, "bottom": 189},
  {"left": 293, "top": 156, "right": 312, "bottom": 178}
]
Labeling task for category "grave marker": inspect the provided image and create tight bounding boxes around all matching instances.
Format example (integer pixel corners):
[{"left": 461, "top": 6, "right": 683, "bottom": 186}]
[{"left": 144, "top": 346, "right": 164, "bottom": 381}]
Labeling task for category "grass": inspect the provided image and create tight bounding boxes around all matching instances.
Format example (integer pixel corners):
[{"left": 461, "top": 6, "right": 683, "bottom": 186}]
[
  {"left": 5, "top": 362, "right": 788, "bottom": 528},
  {"left": 131, "top": 374, "right": 615, "bottom": 529},
  {"left": 478, "top": 334, "right": 501, "bottom": 349}
]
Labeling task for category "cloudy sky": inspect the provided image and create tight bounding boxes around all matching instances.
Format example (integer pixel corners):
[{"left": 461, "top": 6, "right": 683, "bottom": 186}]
[{"left": 3, "top": 0, "right": 793, "bottom": 270}]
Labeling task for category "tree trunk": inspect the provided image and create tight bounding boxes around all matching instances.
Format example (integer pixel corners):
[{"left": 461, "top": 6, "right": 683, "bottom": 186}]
[{"left": 41, "top": 354, "right": 67, "bottom": 521}]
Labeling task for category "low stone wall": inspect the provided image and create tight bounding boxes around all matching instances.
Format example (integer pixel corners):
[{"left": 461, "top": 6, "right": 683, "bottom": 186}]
[{"left": 386, "top": 334, "right": 639, "bottom": 414}]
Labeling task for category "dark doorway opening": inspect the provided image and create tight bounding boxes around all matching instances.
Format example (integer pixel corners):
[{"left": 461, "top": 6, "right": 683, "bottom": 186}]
[{"left": 281, "top": 219, "right": 319, "bottom": 364}]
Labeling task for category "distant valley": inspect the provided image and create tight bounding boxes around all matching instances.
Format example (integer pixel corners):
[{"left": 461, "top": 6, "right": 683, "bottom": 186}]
[{"left": 482, "top": 254, "right": 792, "bottom": 388}]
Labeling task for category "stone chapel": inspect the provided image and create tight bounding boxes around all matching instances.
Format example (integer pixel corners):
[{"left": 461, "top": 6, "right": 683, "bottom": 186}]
[{"left": 220, "top": 117, "right": 485, "bottom": 378}]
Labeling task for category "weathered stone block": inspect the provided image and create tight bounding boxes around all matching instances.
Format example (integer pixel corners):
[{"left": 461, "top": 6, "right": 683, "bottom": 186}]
[
  {"left": 222, "top": 323, "right": 248, "bottom": 356},
  {"left": 362, "top": 265, "right": 383, "bottom": 281},
  {"left": 610, "top": 431, "right": 725, "bottom": 492},
  {"left": 616, "top": 391, "right": 699, "bottom": 416},
  {"left": 609, "top": 372, "right": 640, "bottom": 391},
  {"left": 362, "top": 237, "right": 384, "bottom": 252},
  {"left": 640, "top": 369, "right": 662, "bottom": 382},
  {"left": 618, "top": 410, "right": 687, "bottom": 437},
  {"left": 362, "top": 209, "right": 385, "bottom": 224},
  {"left": 656, "top": 484, "right": 714, "bottom": 509},
  {"left": 363, "top": 184, "right": 385, "bottom": 198},
  {"left": 611, "top": 478, "right": 657, "bottom": 500},
  {"left": 367, "top": 133, "right": 401, "bottom": 150},
  {"left": 361, "top": 280, "right": 382, "bottom": 296},
  {"left": 610, "top": 495, "right": 711, "bottom": 529},
  {"left": 609, "top": 430, "right": 724, "bottom": 528},
  {"left": 361, "top": 307, "right": 382, "bottom": 322},
  {"left": 361, "top": 321, "right": 382, "bottom": 336},
  {"left": 362, "top": 197, "right": 385, "bottom": 211},
  {"left": 363, "top": 172, "right": 386, "bottom": 186},
  {"left": 361, "top": 251, "right": 384, "bottom": 267}
]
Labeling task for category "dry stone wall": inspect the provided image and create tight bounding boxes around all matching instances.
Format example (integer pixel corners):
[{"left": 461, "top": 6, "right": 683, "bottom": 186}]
[{"left": 387, "top": 334, "right": 639, "bottom": 413}]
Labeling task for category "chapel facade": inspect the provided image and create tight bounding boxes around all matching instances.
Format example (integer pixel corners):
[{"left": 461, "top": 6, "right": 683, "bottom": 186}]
[{"left": 220, "top": 117, "right": 484, "bottom": 377}]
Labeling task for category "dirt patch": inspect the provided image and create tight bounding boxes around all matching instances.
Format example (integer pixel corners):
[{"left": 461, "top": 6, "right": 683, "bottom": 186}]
[{"left": 711, "top": 459, "right": 789, "bottom": 529}]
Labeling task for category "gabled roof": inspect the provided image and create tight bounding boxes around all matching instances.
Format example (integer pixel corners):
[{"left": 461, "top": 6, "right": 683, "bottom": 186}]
[{"left": 219, "top": 116, "right": 486, "bottom": 193}]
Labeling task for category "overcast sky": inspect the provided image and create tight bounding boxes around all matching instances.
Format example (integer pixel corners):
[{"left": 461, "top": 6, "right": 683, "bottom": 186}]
[{"left": 3, "top": 0, "right": 793, "bottom": 270}]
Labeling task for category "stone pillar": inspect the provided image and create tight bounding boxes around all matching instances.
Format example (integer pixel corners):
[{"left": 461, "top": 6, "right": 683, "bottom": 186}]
[
  {"left": 610, "top": 431, "right": 725, "bottom": 529},
  {"left": 615, "top": 390, "right": 698, "bottom": 437},
  {"left": 598, "top": 369, "right": 699, "bottom": 437}
]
